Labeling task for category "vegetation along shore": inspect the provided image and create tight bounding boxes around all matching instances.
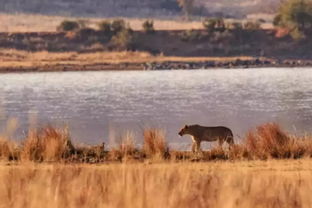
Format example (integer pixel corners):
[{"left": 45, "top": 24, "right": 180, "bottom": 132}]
[
  {"left": 1, "top": 122, "right": 312, "bottom": 163},
  {"left": 1, "top": 49, "right": 312, "bottom": 73}
]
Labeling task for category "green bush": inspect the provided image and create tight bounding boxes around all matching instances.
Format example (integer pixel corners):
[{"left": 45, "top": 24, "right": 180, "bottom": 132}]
[
  {"left": 203, "top": 18, "right": 225, "bottom": 32},
  {"left": 243, "top": 21, "right": 261, "bottom": 30},
  {"left": 111, "top": 28, "right": 135, "bottom": 50},
  {"left": 273, "top": 14, "right": 282, "bottom": 27},
  {"left": 203, "top": 18, "right": 216, "bottom": 31},
  {"left": 57, "top": 20, "right": 80, "bottom": 32},
  {"left": 274, "top": 0, "right": 312, "bottom": 39},
  {"left": 111, "top": 19, "right": 126, "bottom": 34},
  {"left": 142, "top": 20, "right": 155, "bottom": 33},
  {"left": 98, "top": 21, "right": 111, "bottom": 32}
]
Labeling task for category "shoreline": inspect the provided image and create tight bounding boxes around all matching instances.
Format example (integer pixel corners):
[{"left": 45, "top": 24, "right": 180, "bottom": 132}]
[
  {"left": 1, "top": 58, "right": 312, "bottom": 73},
  {"left": 1, "top": 123, "right": 312, "bottom": 163}
]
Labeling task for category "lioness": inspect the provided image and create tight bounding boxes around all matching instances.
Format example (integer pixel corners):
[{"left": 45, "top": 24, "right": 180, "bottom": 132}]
[{"left": 178, "top": 124, "right": 234, "bottom": 152}]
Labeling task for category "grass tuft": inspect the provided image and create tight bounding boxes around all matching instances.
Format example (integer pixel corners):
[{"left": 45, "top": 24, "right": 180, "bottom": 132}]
[
  {"left": 0, "top": 137, "right": 18, "bottom": 161},
  {"left": 109, "top": 132, "right": 140, "bottom": 162},
  {"left": 143, "top": 129, "right": 169, "bottom": 160},
  {"left": 21, "top": 126, "right": 74, "bottom": 162}
]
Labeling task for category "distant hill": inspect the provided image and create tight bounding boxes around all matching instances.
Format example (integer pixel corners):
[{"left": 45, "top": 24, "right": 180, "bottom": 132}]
[{"left": 0, "top": 0, "right": 281, "bottom": 18}]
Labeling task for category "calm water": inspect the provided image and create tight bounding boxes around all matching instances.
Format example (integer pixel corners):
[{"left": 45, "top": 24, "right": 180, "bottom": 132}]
[{"left": 0, "top": 68, "right": 312, "bottom": 148}]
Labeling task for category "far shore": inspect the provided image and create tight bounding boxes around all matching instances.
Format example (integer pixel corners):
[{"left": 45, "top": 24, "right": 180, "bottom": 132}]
[{"left": 1, "top": 50, "right": 312, "bottom": 73}]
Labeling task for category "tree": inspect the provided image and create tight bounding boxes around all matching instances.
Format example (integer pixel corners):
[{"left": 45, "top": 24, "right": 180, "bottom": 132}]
[
  {"left": 111, "top": 28, "right": 135, "bottom": 50},
  {"left": 57, "top": 20, "right": 80, "bottom": 32},
  {"left": 202, "top": 18, "right": 226, "bottom": 32},
  {"left": 177, "top": 0, "right": 195, "bottom": 20},
  {"left": 274, "top": 0, "right": 312, "bottom": 39},
  {"left": 111, "top": 19, "right": 126, "bottom": 34},
  {"left": 98, "top": 21, "right": 112, "bottom": 35},
  {"left": 142, "top": 20, "right": 155, "bottom": 33}
]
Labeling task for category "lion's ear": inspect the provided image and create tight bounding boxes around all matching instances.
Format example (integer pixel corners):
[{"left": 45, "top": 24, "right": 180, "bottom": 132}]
[{"left": 184, "top": 125, "right": 188, "bottom": 129}]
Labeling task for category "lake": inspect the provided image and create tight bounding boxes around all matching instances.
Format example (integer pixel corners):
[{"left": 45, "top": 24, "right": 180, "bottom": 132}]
[{"left": 1, "top": 68, "right": 312, "bottom": 148}]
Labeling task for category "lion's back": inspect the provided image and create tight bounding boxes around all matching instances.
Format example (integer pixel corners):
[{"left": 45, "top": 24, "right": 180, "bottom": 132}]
[{"left": 189, "top": 125, "right": 233, "bottom": 140}]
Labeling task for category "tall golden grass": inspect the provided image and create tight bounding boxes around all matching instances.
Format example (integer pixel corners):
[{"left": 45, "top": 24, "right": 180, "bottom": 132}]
[
  {"left": 109, "top": 132, "right": 140, "bottom": 162},
  {"left": 143, "top": 128, "right": 169, "bottom": 160},
  {"left": 21, "top": 126, "right": 73, "bottom": 162},
  {"left": 243, "top": 123, "right": 312, "bottom": 160},
  {"left": 0, "top": 137, "right": 16, "bottom": 160},
  {"left": 0, "top": 160, "right": 311, "bottom": 208}
]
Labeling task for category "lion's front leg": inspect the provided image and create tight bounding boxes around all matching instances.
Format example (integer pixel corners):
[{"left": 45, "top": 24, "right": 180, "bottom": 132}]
[
  {"left": 195, "top": 140, "right": 201, "bottom": 153},
  {"left": 191, "top": 142, "right": 196, "bottom": 153}
]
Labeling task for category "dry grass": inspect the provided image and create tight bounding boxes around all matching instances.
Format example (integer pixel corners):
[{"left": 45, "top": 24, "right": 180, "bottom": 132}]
[
  {"left": 0, "top": 13, "right": 274, "bottom": 33},
  {"left": 109, "top": 132, "right": 141, "bottom": 162},
  {"left": 0, "top": 48, "right": 256, "bottom": 70},
  {"left": 243, "top": 123, "right": 312, "bottom": 160},
  {"left": 143, "top": 129, "right": 169, "bottom": 160},
  {"left": 0, "top": 13, "right": 204, "bottom": 33},
  {"left": 0, "top": 137, "right": 17, "bottom": 160},
  {"left": 0, "top": 122, "right": 311, "bottom": 163},
  {"left": 21, "top": 126, "right": 73, "bottom": 162},
  {"left": 0, "top": 160, "right": 311, "bottom": 208}
]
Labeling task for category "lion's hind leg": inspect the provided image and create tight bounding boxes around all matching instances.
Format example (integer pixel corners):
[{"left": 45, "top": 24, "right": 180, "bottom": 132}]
[
  {"left": 218, "top": 137, "right": 225, "bottom": 147},
  {"left": 226, "top": 136, "right": 234, "bottom": 150}
]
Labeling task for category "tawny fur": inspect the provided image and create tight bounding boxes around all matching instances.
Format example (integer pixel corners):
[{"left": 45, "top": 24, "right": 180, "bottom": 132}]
[{"left": 178, "top": 125, "right": 234, "bottom": 152}]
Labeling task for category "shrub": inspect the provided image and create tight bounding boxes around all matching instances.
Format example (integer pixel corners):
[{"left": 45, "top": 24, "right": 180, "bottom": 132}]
[
  {"left": 243, "top": 21, "right": 261, "bottom": 30},
  {"left": 142, "top": 20, "right": 155, "bottom": 33},
  {"left": 274, "top": 0, "right": 312, "bottom": 39},
  {"left": 111, "top": 19, "right": 126, "bottom": 34},
  {"left": 245, "top": 123, "right": 291, "bottom": 159},
  {"left": 0, "top": 137, "right": 17, "bottom": 161},
  {"left": 109, "top": 132, "right": 138, "bottom": 162},
  {"left": 111, "top": 28, "right": 135, "bottom": 50},
  {"left": 98, "top": 20, "right": 112, "bottom": 34},
  {"left": 57, "top": 20, "right": 80, "bottom": 32},
  {"left": 203, "top": 18, "right": 226, "bottom": 32},
  {"left": 21, "top": 126, "right": 74, "bottom": 162},
  {"left": 273, "top": 14, "right": 282, "bottom": 27},
  {"left": 143, "top": 129, "right": 169, "bottom": 160},
  {"left": 203, "top": 18, "right": 216, "bottom": 31}
]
